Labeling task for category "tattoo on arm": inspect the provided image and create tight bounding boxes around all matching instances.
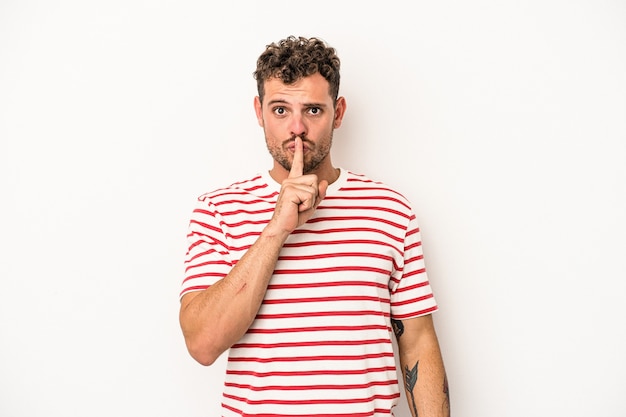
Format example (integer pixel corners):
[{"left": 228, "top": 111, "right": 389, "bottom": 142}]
[
  {"left": 404, "top": 361, "right": 419, "bottom": 417},
  {"left": 391, "top": 318, "right": 404, "bottom": 338}
]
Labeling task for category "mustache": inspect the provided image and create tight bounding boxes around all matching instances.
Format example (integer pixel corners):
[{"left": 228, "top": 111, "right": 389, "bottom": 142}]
[{"left": 283, "top": 135, "right": 312, "bottom": 147}]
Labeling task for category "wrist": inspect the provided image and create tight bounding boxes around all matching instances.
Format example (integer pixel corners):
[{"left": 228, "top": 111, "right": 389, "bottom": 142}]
[{"left": 261, "top": 219, "right": 292, "bottom": 242}]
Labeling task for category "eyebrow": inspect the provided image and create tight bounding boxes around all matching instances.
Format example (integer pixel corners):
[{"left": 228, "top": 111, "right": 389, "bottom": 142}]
[{"left": 266, "top": 99, "right": 328, "bottom": 108}]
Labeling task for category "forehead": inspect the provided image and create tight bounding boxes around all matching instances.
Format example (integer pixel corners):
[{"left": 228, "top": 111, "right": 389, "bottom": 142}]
[{"left": 263, "top": 73, "right": 332, "bottom": 105}]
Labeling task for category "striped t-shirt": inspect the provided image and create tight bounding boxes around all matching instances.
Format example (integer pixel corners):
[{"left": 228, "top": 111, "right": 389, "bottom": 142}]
[{"left": 181, "top": 168, "right": 438, "bottom": 417}]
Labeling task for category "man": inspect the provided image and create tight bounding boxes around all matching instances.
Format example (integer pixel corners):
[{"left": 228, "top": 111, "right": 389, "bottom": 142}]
[{"left": 179, "top": 35, "right": 450, "bottom": 417}]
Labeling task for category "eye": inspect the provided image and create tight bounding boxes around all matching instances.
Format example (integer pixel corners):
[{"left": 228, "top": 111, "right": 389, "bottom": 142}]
[
  {"left": 308, "top": 107, "right": 322, "bottom": 116},
  {"left": 273, "top": 106, "right": 286, "bottom": 116}
]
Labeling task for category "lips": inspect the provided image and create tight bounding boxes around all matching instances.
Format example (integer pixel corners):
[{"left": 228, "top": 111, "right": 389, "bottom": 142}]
[{"left": 286, "top": 140, "right": 311, "bottom": 153}]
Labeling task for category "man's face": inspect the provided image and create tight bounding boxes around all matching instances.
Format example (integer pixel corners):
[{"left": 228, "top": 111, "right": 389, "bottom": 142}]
[{"left": 254, "top": 73, "right": 345, "bottom": 178}]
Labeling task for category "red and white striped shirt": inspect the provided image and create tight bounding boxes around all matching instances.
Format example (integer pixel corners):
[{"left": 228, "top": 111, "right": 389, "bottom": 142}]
[{"left": 181, "top": 168, "right": 438, "bottom": 417}]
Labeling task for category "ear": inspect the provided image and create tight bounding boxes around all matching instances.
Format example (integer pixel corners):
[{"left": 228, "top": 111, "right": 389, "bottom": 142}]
[
  {"left": 254, "top": 96, "right": 264, "bottom": 127},
  {"left": 333, "top": 96, "right": 347, "bottom": 129}
]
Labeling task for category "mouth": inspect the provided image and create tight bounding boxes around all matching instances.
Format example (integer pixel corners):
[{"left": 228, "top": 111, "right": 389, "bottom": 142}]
[{"left": 286, "top": 139, "right": 311, "bottom": 153}]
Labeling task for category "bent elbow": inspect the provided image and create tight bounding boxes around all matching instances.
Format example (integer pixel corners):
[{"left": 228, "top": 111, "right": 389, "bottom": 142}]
[
  {"left": 191, "top": 350, "right": 218, "bottom": 366},
  {"left": 185, "top": 339, "right": 223, "bottom": 366},
  {"left": 192, "top": 353, "right": 217, "bottom": 367}
]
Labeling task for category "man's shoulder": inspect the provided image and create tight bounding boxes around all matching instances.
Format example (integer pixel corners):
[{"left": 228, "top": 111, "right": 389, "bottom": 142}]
[
  {"left": 196, "top": 173, "right": 274, "bottom": 203},
  {"left": 335, "top": 170, "right": 416, "bottom": 216},
  {"left": 342, "top": 170, "right": 410, "bottom": 199}
]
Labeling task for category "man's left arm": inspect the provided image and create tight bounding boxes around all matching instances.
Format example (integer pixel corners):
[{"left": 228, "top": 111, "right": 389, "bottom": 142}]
[{"left": 393, "top": 314, "right": 450, "bottom": 417}]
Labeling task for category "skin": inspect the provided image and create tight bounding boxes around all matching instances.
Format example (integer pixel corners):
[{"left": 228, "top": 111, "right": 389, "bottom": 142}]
[
  {"left": 394, "top": 316, "right": 451, "bottom": 417},
  {"left": 255, "top": 72, "right": 346, "bottom": 185},
  {"left": 179, "top": 71, "right": 450, "bottom": 416}
]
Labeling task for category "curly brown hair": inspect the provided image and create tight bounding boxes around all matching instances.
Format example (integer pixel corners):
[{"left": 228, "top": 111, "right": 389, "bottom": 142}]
[{"left": 253, "top": 36, "right": 341, "bottom": 104}]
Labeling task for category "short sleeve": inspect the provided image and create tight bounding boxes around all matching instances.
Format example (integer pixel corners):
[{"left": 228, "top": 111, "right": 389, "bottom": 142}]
[
  {"left": 389, "top": 213, "right": 438, "bottom": 319},
  {"left": 179, "top": 197, "right": 233, "bottom": 299}
]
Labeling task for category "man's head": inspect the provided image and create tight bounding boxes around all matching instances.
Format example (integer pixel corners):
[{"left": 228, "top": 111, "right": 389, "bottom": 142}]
[
  {"left": 253, "top": 36, "right": 341, "bottom": 105},
  {"left": 253, "top": 36, "right": 346, "bottom": 183}
]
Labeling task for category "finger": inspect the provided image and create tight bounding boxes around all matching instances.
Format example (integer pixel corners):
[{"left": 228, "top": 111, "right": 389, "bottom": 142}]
[
  {"left": 292, "top": 184, "right": 316, "bottom": 212},
  {"left": 288, "top": 136, "right": 304, "bottom": 179},
  {"left": 316, "top": 180, "right": 329, "bottom": 208},
  {"left": 298, "top": 180, "right": 327, "bottom": 213}
]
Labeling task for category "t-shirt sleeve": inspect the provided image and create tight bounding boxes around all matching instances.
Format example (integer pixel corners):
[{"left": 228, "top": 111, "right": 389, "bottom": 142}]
[
  {"left": 389, "top": 212, "right": 438, "bottom": 319},
  {"left": 179, "top": 196, "right": 232, "bottom": 299}
]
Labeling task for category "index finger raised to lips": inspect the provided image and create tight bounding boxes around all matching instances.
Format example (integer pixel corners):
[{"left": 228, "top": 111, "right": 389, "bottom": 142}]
[{"left": 288, "top": 136, "right": 304, "bottom": 178}]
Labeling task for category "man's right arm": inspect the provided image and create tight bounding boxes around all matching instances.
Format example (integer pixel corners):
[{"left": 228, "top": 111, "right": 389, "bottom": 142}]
[
  {"left": 179, "top": 224, "right": 290, "bottom": 366},
  {"left": 179, "top": 137, "right": 327, "bottom": 365}
]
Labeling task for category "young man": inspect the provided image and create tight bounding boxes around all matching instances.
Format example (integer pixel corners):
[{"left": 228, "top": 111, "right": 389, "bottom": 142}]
[{"left": 179, "top": 36, "right": 450, "bottom": 417}]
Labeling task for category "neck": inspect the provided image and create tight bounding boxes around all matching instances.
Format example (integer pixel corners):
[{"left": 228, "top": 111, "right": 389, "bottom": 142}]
[{"left": 269, "top": 161, "right": 340, "bottom": 185}]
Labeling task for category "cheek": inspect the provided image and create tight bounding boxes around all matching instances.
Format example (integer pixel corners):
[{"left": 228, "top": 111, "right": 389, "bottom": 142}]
[{"left": 263, "top": 118, "right": 289, "bottom": 138}]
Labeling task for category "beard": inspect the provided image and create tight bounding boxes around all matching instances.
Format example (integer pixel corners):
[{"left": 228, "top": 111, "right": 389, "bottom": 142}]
[{"left": 266, "top": 132, "right": 333, "bottom": 174}]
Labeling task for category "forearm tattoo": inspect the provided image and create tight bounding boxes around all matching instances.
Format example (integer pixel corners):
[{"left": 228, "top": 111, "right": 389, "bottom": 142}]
[
  {"left": 393, "top": 318, "right": 449, "bottom": 416},
  {"left": 404, "top": 361, "right": 419, "bottom": 417},
  {"left": 391, "top": 318, "right": 404, "bottom": 338},
  {"left": 393, "top": 319, "right": 418, "bottom": 414}
]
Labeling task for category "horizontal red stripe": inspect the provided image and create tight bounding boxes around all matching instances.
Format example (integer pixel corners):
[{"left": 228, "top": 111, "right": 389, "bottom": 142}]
[
  {"left": 305, "top": 215, "right": 405, "bottom": 230},
  {"left": 316, "top": 204, "right": 411, "bottom": 220},
  {"left": 223, "top": 400, "right": 395, "bottom": 416},
  {"left": 225, "top": 379, "right": 397, "bottom": 392},
  {"left": 189, "top": 239, "right": 403, "bottom": 255},
  {"left": 283, "top": 239, "right": 403, "bottom": 255},
  {"left": 231, "top": 338, "right": 392, "bottom": 350},
  {"left": 246, "top": 325, "right": 390, "bottom": 335},
  {"left": 405, "top": 254, "right": 424, "bottom": 263},
  {"left": 322, "top": 194, "right": 410, "bottom": 210},
  {"left": 256, "top": 310, "right": 390, "bottom": 320},
  {"left": 187, "top": 229, "right": 227, "bottom": 249},
  {"left": 184, "top": 258, "right": 231, "bottom": 273},
  {"left": 393, "top": 294, "right": 434, "bottom": 307},
  {"left": 405, "top": 241, "right": 423, "bottom": 252},
  {"left": 228, "top": 352, "right": 395, "bottom": 363},
  {"left": 277, "top": 252, "right": 401, "bottom": 272},
  {"left": 222, "top": 218, "right": 269, "bottom": 228},
  {"left": 184, "top": 247, "right": 229, "bottom": 265},
  {"left": 179, "top": 285, "right": 208, "bottom": 297},
  {"left": 391, "top": 305, "right": 438, "bottom": 319},
  {"left": 268, "top": 280, "right": 387, "bottom": 290},
  {"left": 220, "top": 207, "right": 275, "bottom": 216},
  {"left": 226, "top": 365, "right": 397, "bottom": 378},
  {"left": 402, "top": 268, "right": 427, "bottom": 279},
  {"left": 182, "top": 271, "right": 226, "bottom": 284},
  {"left": 214, "top": 198, "right": 274, "bottom": 207},
  {"left": 278, "top": 251, "right": 391, "bottom": 261},
  {"left": 224, "top": 393, "right": 400, "bottom": 404},
  {"left": 263, "top": 295, "right": 390, "bottom": 305},
  {"left": 394, "top": 280, "right": 430, "bottom": 293},
  {"left": 292, "top": 227, "right": 404, "bottom": 243},
  {"left": 273, "top": 266, "right": 391, "bottom": 276}
]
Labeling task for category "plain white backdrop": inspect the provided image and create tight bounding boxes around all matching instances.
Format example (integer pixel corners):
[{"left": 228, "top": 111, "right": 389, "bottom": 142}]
[{"left": 1, "top": 1, "right": 625, "bottom": 416}]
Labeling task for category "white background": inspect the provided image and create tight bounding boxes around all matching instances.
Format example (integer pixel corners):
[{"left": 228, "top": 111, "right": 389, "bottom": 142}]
[{"left": 1, "top": 1, "right": 625, "bottom": 416}]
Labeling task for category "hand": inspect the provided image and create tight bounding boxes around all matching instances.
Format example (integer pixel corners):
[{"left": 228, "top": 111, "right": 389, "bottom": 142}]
[{"left": 270, "top": 137, "right": 328, "bottom": 234}]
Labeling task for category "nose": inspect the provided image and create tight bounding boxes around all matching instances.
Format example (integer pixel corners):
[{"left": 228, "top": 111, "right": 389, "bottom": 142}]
[{"left": 289, "top": 113, "right": 307, "bottom": 139}]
